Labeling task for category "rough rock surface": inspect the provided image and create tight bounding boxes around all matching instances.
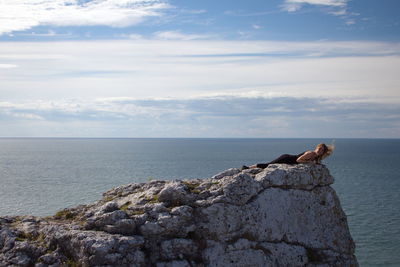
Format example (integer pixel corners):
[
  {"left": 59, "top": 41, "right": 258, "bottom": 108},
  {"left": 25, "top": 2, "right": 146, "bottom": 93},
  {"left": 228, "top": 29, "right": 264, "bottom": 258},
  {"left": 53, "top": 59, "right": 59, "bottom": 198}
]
[{"left": 0, "top": 164, "right": 358, "bottom": 266}]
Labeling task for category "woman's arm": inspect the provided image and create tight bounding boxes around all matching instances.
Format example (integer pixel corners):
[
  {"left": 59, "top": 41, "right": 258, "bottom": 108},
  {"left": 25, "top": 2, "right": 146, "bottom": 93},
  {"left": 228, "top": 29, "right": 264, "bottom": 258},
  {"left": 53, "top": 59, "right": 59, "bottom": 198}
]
[{"left": 296, "top": 151, "right": 317, "bottom": 163}]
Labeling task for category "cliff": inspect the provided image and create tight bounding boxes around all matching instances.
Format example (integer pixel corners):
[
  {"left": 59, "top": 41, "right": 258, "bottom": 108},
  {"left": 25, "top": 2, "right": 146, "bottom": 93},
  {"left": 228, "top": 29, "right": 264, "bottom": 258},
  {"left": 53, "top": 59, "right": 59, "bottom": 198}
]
[{"left": 0, "top": 164, "right": 358, "bottom": 267}]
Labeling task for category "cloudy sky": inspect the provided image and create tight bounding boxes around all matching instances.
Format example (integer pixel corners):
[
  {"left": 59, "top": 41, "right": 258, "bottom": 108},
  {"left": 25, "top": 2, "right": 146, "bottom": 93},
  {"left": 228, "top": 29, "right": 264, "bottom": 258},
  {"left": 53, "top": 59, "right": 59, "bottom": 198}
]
[{"left": 0, "top": 0, "right": 399, "bottom": 138}]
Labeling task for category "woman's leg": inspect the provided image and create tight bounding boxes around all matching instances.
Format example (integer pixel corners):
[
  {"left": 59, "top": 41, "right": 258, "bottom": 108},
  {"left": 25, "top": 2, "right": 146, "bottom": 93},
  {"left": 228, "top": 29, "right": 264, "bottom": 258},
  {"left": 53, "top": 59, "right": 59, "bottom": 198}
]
[
  {"left": 244, "top": 154, "right": 298, "bottom": 170},
  {"left": 267, "top": 154, "right": 293, "bottom": 164},
  {"left": 255, "top": 163, "right": 269, "bottom": 168},
  {"left": 254, "top": 154, "right": 296, "bottom": 169},
  {"left": 242, "top": 163, "right": 267, "bottom": 169}
]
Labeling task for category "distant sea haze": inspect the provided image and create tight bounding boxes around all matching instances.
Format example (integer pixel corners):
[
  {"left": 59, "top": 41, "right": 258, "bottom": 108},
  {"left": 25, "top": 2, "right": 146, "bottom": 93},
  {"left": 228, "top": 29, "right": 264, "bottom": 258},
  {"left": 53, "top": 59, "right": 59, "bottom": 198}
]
[{"left": 0, "top": 138, "right": 399, "bottom": 266}]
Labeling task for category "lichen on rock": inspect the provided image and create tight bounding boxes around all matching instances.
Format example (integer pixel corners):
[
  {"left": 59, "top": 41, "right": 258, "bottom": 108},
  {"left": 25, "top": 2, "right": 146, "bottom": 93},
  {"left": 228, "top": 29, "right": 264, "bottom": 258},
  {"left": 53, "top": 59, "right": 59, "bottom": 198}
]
[{"left": 0, "top": 164, "right": 358, "bottom": 266}]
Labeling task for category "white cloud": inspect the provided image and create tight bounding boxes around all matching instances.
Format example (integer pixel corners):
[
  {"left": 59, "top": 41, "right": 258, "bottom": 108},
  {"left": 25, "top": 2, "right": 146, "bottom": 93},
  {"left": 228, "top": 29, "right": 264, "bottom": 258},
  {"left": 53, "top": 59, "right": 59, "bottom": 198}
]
[
  {"left": 153, "top": 30, "right": 212, "bottom": 40},
  {"left": 1, "top": 40, "right": 399, "bottom": 104},
  {"left": 181, "top": 9, "right": 207, "bottom": 14},
  {"left": 0, "top": 95, "right": 399, "bottom": 138},
  {"left": 0, "top": 64, "right": 18, "bottom": 68},
  {"left": 282, "top": 0, "right": 348, "bottom": 14},
  {"left": 291, "top": 0, "right": 346, "bottom": 6},
  {"left": 116, "top": 33, "right": 143, "bottom": 39},
  {"left": 126, "top": 33, "right": 144, "bottom": 40},
  {"left": 0, "top": 0, "right": 170, "bottom": 35},
  {"left": 328, "top": 9, "right": 347, "bottom": 16},
  {"left": 17, "top": 30, "right": 73, "bottom": 37}
]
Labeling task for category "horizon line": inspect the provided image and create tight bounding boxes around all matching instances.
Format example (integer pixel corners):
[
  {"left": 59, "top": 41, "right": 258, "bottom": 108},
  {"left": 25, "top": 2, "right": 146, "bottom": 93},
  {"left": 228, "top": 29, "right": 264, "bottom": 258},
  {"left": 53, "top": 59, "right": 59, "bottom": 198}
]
[{"left": 0, "top": 137, "right": 398, "bottom": 140}]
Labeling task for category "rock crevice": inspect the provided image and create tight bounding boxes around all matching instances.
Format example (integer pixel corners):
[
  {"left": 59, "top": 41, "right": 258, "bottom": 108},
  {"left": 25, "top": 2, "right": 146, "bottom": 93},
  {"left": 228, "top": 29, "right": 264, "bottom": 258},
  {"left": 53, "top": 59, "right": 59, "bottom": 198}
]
[{"left": 0, "top": 164, "right": 358, "bottom": 266}]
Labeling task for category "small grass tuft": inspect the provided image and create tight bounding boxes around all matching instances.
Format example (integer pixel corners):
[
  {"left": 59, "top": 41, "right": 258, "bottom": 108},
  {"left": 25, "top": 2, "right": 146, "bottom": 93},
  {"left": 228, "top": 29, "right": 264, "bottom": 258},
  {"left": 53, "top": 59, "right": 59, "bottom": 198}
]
[
  {"left": 183, "top": 181, "right": 201, "bottom": 194},
  {"left": 16, "top": 232, "right": 48, "bottom": 248},
  {"left": 66, "top": 258, "right": 79, "bottom": 267},
  {"left": 120, "top": 201, "right": 131, "bottom": 211},
  {"left": 16, "top": 232, "right": 35, "bottom": 242},
  {"left": 36, "top": 233, "right": 46, "bottom": 244},
  {"left": 103, "top": 195, "right": 116, "bottom": 202},
  {"left": 131, "top": 210, "right": 145, "bottom": 215},
  {"left": 55, "top": 209, "right": 75, "bottom": 220},
  {"left": 147, "top": 194, "right": 159, "bottom": 204},
  {"left": 15, "top": 236, "right": 26, "bottom": 242}
]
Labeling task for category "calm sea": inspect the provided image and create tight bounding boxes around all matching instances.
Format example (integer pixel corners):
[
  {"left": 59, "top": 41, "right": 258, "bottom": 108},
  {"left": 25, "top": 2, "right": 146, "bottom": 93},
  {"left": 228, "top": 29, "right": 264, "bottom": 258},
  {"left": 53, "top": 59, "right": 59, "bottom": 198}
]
[{"left": 0, "top": 138, "right": 399, "bottom": 266}]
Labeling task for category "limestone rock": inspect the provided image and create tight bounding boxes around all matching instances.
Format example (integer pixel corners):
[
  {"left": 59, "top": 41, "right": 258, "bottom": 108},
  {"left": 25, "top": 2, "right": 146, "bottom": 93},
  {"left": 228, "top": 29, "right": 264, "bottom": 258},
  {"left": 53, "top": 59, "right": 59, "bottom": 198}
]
[
  {"left": 0, "top": 164, "right": 358, "bottom": 266},
  {"left": 255, "top": 163, "right": 334, "bottom": 190}
]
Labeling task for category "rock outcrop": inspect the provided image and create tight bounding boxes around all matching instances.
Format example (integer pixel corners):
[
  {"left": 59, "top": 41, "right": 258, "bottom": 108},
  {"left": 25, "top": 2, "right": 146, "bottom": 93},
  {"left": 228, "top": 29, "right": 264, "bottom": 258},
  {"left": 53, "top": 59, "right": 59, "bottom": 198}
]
[{"left": 0, "top": 164, "right": 358, "bottom": 266}]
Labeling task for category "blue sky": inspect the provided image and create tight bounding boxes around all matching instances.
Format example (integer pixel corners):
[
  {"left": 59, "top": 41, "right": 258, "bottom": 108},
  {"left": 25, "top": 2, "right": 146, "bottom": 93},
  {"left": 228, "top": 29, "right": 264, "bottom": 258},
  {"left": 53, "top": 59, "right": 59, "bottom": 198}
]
[{"left": 0, "top": 0, "right": 399, "bottom": 137}]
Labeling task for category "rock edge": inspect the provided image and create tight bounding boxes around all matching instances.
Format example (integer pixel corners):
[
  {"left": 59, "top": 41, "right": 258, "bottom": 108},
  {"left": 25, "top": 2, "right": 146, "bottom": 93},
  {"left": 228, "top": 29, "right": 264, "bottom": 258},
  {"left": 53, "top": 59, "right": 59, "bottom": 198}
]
[{"left": 0, "top": 164, "right": 358, "bottom": 267}]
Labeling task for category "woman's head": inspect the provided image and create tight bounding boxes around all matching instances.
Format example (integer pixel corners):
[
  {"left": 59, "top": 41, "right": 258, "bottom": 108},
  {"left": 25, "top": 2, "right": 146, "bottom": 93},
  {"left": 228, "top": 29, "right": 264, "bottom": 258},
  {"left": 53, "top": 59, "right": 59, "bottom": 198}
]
[{"left": 315, "top": 143, "right": 335, "bottom": 161}]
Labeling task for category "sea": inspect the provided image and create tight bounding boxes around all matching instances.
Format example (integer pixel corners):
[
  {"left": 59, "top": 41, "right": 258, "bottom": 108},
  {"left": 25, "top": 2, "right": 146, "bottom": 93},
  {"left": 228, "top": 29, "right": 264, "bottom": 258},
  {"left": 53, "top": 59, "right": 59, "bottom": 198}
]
[{"left": 0, "top": 138, "right": 399, "bottom": 266}]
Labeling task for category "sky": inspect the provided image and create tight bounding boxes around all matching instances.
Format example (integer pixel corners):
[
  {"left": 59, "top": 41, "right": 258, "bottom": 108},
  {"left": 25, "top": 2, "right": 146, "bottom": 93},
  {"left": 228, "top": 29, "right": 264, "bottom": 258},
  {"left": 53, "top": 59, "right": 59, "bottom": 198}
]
[{"left": 0, "top": 0, "right": 399, "bottom": 138}]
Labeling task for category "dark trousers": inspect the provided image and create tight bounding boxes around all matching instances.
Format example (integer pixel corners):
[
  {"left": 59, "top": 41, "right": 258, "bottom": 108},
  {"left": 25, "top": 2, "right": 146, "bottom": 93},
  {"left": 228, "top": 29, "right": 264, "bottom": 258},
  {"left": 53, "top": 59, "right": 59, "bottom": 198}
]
[{"left": 256, "top": 154, "right": 299, "bottom": 168}]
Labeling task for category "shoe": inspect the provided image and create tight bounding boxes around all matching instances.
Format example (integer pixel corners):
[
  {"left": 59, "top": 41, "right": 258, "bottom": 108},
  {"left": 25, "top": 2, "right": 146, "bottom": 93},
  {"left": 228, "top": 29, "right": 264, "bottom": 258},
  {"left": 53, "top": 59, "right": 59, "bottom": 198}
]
[{"left": 241, "top": 165, "right": 249, "bottom": 170}]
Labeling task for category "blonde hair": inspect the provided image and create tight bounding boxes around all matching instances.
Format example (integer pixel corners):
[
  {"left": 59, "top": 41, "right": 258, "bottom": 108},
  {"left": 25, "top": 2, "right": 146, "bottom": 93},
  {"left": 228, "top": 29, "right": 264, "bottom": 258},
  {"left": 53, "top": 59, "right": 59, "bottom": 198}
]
[{"left": 316, "top": 143, "right": 335, "bottom": 162}]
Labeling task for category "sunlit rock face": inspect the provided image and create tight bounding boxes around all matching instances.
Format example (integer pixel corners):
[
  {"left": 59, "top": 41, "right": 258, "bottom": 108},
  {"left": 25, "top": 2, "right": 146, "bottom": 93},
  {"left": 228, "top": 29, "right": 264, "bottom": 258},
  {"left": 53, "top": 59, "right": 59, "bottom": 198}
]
[{"left": 0, "top": 164, "right": 358, "bottom": 266}]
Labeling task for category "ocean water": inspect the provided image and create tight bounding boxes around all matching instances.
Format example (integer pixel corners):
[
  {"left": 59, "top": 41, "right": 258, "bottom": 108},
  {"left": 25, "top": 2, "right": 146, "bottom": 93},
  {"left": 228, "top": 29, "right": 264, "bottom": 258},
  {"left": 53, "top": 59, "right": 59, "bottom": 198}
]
[{"left": 0, "top": 138, "right": 399, "bottom": 266}]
